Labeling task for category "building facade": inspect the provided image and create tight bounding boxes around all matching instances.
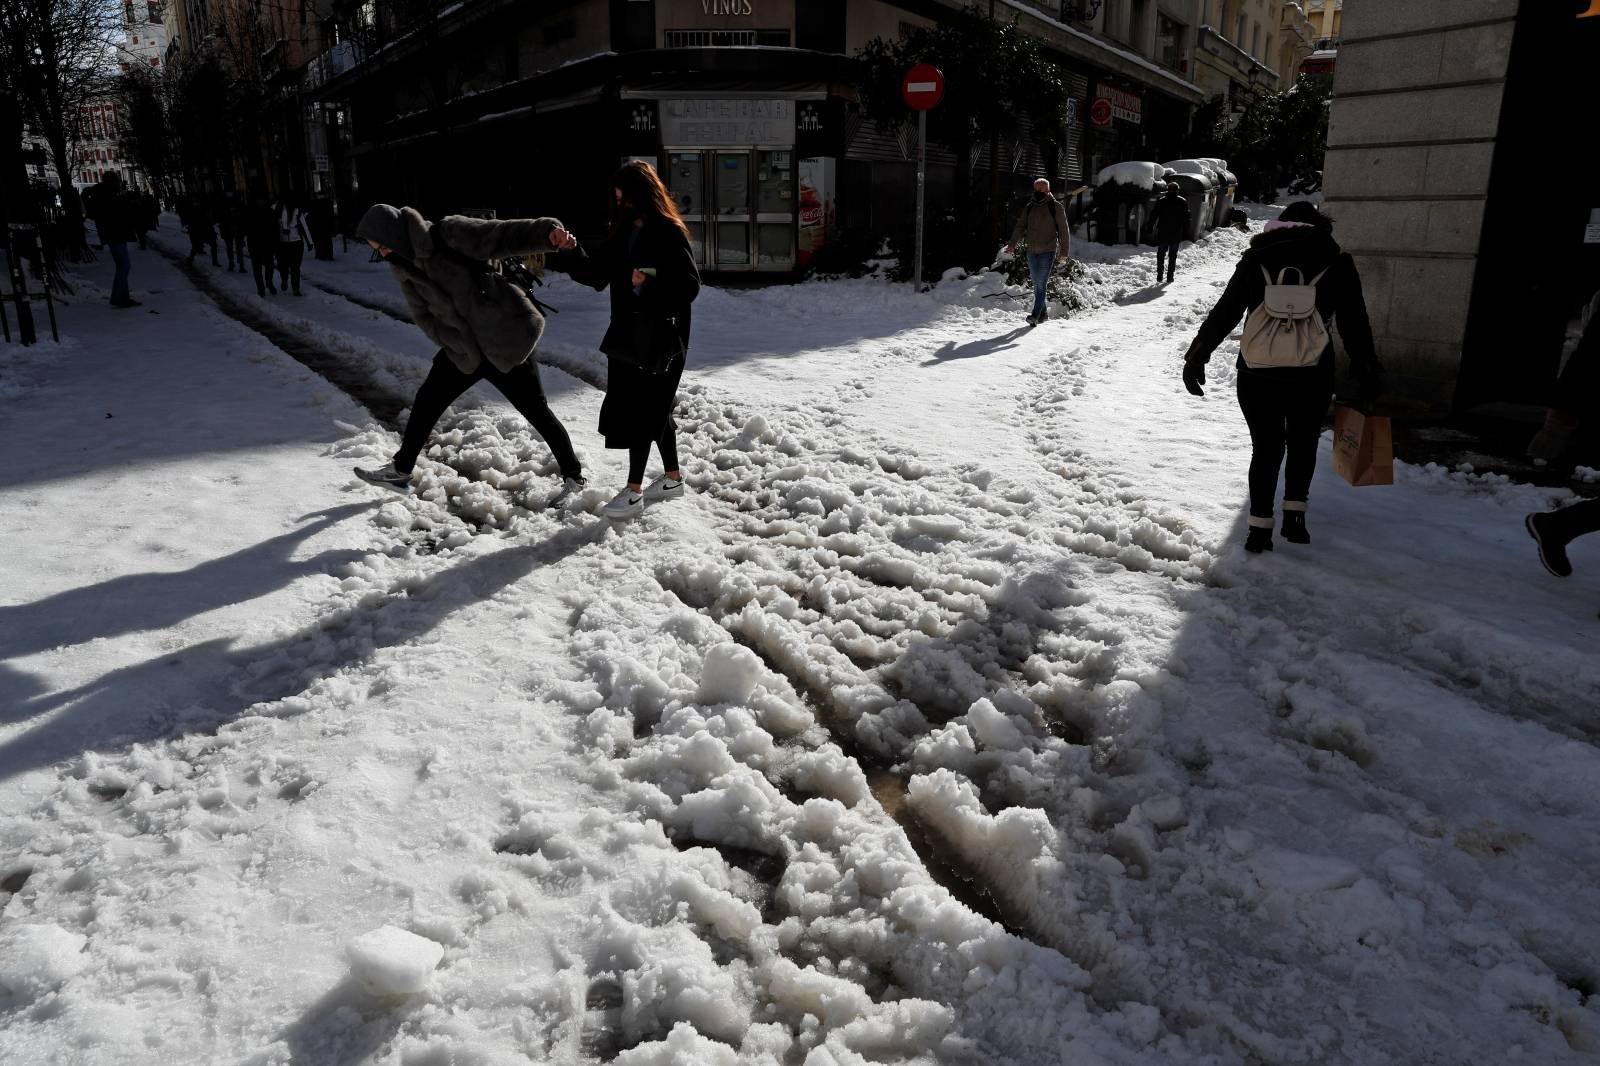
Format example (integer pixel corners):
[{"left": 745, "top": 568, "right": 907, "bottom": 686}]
[
  {"left": 1191, "top": 0, "right": 1299, "bottom": 110},
  {"left": 1321, "top": 0, "right": 1600, "bottom": 413},
  {"left": 306, "top": 0, "right": 1209, "bottom": 274},
  {"left": 71, "top": 4, "right": 170, "bottom": 192}
]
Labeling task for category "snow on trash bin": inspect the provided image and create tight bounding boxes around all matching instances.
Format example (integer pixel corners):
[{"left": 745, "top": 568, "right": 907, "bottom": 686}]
[{"left": 345, "top": 925, "right": 444, "bottom": 995}]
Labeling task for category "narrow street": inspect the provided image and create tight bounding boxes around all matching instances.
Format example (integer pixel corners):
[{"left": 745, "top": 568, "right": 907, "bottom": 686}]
[{"left": 2, "top": 222, "right": 1597, "bottom": 1064}]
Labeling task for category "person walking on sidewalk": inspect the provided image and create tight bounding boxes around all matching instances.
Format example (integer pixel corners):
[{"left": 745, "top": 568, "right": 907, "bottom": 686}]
[
  {"left": 275, "top": 196, "right": 311, "bottom": 295},
  {"left": 547, "top": 160, "right": 702, "bottom": 521},
  {"left": 351, "top": 203, "right": 585, "bottom": 499},
  {"left": 99, "top": 174, "right": 141, "bottom": 309},
  {"left": 1526, "top": 294, "right": 1600, "bottom": 588},
  {"left": 1153, "top": 183, "right": 1191, "bottom": 285},
  {"left": 1006, "top": 178, "right": 1071, "bottom": 327},
  {"left": 1181, "top": 201, "right": 1383, "bottom": 553},
  {"left": 246, "top": 199, "right": 279, "bottom": 296},
  {"left": 183, "top": 194, "right": 220, "bottom": 267},
  {"left": 218, "top": 192, "right": 246, "bottom": 273}
]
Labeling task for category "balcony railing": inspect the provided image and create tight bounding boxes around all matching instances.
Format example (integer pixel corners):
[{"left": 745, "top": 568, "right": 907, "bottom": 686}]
[{"left": 305, "top": 40, "right": 363, "bottom": 89}]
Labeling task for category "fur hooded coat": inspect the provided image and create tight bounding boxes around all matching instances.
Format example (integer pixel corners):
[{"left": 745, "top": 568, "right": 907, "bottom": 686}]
[{"left": 357, "top": 204, "right": 563, "bottom": 375}]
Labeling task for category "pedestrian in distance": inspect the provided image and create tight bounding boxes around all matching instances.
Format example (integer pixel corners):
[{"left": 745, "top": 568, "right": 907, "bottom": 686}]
[
  {"left": 1006, "top": 177, "right": 1071, "bottom": 327},
  {"left": 1526, "top": 293, "right": 1600, "bottom": 593},
  {"left": 548, "top": 160, "right": 702, "bottom": 521},
  {"left": 98, "top": 174, "right": 141, "bottom": 309},
  {"left": 1153, "top": 183, "right": 1191, "bottom": 285},
  {"left": 217, "top": 192, "right": 246, "bottom": 273},
  {"left": 82, "top": 182, "right": 107, "bottom": 249},
  {"left": 1181, "top": 201, "right": 1383, "bottom": 553},
  {"left": 184, "top": 194, "right": 220, "bottom": 267},
  {"left": 275, "top": 196, "right": 311, "bottom": 295},
  {"left": 351, "top": 203, "right": 585, "bottom": 500},
  {"left": 309, "top": 196, "right": 336, "bottom": 261},
  {"left": 245, "top": 199, "right": 279, "bottom": 296}
]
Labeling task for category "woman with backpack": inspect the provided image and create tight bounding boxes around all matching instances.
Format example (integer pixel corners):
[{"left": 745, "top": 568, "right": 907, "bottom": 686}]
[
  {"left": 350, "top": 204, "right": 585, "bottom": 499},
  {"left": 1181, "top": 201, "right": 1383, "bottom": 553},
  {"left": 548, "top": 160, "right": 701, "bottom": 521},
  {"left": 275, "top": 196, "right": 312, "bottom": 295}
]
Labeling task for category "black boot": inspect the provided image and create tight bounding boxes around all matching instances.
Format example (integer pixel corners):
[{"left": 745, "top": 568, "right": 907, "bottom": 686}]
[
  {"left": 1526, "top": 512, "right": 1573, "bottom": 578},
  {"left": 1281, "top": 509, "right": 1310, "bottom": 544},
  {"left": 1245, "top": 525, "right": 1274, "bottom": 553}
]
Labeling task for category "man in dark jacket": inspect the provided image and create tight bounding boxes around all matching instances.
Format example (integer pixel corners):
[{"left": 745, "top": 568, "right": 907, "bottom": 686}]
[
  {"left": 1182, "top": 201, "right": 1382, "bottom": 551},
  {"left": 1526, "top": 298, "right": 1600, "bottom": 587},
  {"left": 184, "top": 194, "right": 219, "bottom": 267},
  {"left": 1152, "top": 184, "right": 1191, "bottom": 284},
  {"left": 245, "top": 199, "right": 279, "bottom": 295},
  {"left": 350, "top": 203, "right": 585, "bottom": 497},
  {"left": 1007, "top": 178, "right": 1071, "bottom": 326},
  {"left": 97, "top": 174, "right": 141, "bottom": 308}
]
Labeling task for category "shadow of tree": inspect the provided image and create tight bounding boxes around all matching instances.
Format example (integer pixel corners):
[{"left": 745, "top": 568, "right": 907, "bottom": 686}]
[
  {"left": 0, "top": 517, "right": 607, "bottom": 782},
  {"left": 0, "top": 502, "right": 379, "bottom": 672}
]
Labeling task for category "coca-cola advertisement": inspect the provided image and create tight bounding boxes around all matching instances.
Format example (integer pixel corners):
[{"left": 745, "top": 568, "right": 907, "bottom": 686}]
[{"left": 796, "top": 157, "right": 835, "bottom": 269}]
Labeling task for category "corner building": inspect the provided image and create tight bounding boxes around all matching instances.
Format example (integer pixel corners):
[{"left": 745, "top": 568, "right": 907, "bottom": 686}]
[{"left": 313, "top": 0, "right": 1211, "bottom": 276}]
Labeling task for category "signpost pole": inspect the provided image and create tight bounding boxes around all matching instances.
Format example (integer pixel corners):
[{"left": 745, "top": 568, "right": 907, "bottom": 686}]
[{"left": 913, "top": 107, "right": 927, "bottom": 294}]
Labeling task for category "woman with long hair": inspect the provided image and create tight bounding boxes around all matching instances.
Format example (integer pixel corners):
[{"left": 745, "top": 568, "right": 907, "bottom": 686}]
[
  {"left": 551, "top": 160, "right": 701, "bottom": 520},
  {"left": 1181, "top": 201, "right": 1384, "bottom": 553}
]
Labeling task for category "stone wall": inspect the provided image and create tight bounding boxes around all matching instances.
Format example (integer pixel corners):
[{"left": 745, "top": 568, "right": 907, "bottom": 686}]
[{"left": 1321, "top": 0, "right": 1519, "bottom": 410}]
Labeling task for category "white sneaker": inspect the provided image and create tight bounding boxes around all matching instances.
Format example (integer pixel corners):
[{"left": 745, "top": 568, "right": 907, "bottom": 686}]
[
  {"left": 643, "top": 474, "right": 685, "bottom": 501},
  {"left": 601, "top": 489, "right": 644, "bottom": 520}
]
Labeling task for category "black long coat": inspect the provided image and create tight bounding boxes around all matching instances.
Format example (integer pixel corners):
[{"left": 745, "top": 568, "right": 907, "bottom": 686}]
[{"left": 558, "top": 218, "right": 701, "bottom": 449}]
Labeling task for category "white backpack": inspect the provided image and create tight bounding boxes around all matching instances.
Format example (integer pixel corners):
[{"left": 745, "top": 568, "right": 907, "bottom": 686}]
[{"left": 1240, "top": 265, "right": 1330, "bottom": 369}]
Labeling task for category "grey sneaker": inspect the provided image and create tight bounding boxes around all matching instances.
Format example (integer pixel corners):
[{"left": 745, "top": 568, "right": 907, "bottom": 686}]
[
  {"left": 643, "top": 474, "right": 684, "bottom": 501},
  {"left": 354, "top": 463, "right": 411, "bottom": 492}
]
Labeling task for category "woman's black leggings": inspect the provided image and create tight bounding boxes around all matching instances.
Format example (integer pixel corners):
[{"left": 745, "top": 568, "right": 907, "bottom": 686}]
[
  {"left": 1236, "top": 370, "right": 1332, "bottom": 519},
  {"left": 395, "top": 350, "right": 581, "bottom": 479},
  {"left": 629, "top": 423, "right": 680, "bottom": 485}
]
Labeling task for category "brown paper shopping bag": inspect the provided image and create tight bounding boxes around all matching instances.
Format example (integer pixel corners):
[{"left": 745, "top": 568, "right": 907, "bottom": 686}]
[{"left": 1332, "top": 405, "right": 1394, "bottom": 486}]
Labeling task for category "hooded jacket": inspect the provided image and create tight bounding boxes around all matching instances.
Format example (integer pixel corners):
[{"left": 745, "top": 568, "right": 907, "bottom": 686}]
[
  {"left": 357, "top": 204, "right": 564, "bottom": 375},
  {"left": 1153, "top": 191, "right": 1192, "bottom": 244},
  {"left": 1011, "top": 193, "right": 1071, "bottom": 259},
  {"left": 1185, "top": 223, "right": 1380, "bottom": 386}
]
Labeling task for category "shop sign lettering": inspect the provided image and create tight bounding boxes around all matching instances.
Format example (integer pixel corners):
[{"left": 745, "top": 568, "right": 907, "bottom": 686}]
[
  {"left": 662, "top": 99, "right": 795, "bottom": 146},
  {"left": 1093, "top": 84, "right": 1142, "bottom": 125},
  {"left": 702, "top": 0, "right": 755, "bottom": 14}
]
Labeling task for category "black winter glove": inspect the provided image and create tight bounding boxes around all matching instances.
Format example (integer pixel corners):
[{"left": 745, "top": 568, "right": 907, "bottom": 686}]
[{"left": 1182, "top": 359, "right": 1206, "bottom": 397}]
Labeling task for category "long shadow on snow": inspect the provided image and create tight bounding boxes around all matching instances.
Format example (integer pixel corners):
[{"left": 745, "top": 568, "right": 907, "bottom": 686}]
[
  {"left": 278, "top": 975, "right": 411, "bottom": 1066},
  {"left": 1079, "top": 483, "right": 1600, "bottom": 1060},
  {"left": 0, "top": 517, "right": 606, "bottom": 782},
  {"left": 923, "top": 326, "right": 1032, "bottom": 365},
  {"left": 0, "top": 503, "right": 375, "bottom": 673}
]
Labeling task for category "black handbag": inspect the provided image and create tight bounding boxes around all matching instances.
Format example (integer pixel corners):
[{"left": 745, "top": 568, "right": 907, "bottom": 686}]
[{"left": 603, "top": 311, "right": 684, "bottom": 374}]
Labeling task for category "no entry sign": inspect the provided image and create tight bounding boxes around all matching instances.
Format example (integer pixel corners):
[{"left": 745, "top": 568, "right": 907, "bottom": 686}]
[{"left": 901, "top": 64, "right": 945, "bottom": 111}]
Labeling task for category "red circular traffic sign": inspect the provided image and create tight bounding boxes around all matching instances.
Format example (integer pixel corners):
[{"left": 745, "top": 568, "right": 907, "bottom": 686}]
[
  {"left": 1089, "top": 97, "right": 1114, "bottom": 127},
  {"left": 901, "top": 64, "right": 946, "bottom": 111}
]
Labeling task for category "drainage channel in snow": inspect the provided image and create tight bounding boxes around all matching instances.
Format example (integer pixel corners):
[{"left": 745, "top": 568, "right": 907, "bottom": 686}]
[{"left": 156, "top": 246, "right": 412, "bottom": 428}]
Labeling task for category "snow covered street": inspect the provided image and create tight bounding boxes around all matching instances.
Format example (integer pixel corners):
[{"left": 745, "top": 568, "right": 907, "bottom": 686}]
[{"left": 3, "top": 222, "right": 1599, "bottom": 1065}]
